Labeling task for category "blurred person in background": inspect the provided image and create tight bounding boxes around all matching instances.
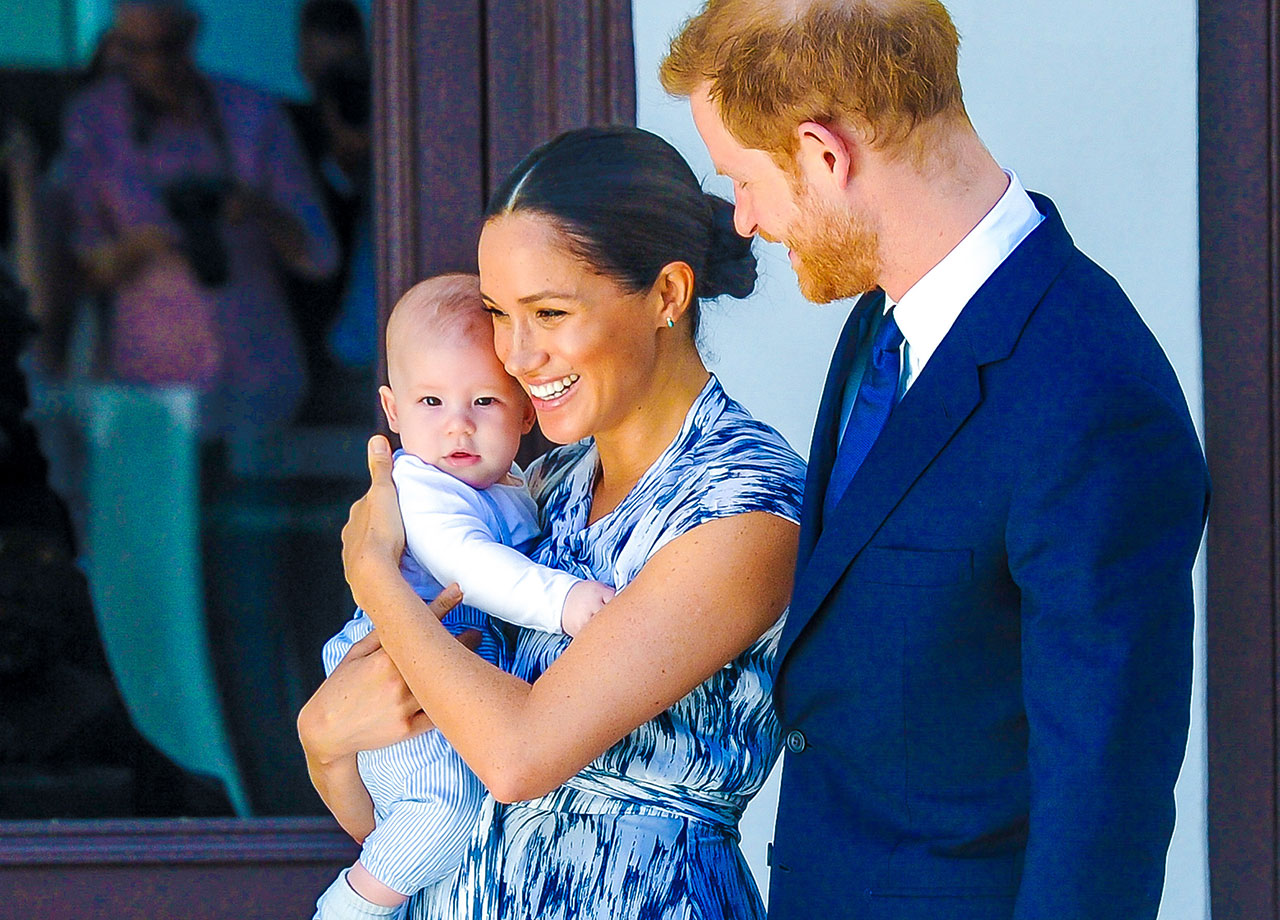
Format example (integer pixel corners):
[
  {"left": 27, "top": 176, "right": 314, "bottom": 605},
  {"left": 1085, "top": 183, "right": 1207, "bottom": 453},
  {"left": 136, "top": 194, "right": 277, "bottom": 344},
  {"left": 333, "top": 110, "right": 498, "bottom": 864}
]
[
  {"left": 286, "top": 0, "right": 374, "bottom": 424},
  {"left": 0, "top": 252, "right": 233, "bottom": 819},
  {"left": 58, "top": 0, "right": 337, "bottom": 442}
]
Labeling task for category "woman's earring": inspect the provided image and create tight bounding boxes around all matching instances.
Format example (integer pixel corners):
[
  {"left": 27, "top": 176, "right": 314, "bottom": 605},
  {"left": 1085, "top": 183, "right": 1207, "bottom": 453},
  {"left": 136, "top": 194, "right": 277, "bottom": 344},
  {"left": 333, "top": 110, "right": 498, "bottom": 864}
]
[{"left": 666, "top": 317, "right": 675, "bottom": 329}]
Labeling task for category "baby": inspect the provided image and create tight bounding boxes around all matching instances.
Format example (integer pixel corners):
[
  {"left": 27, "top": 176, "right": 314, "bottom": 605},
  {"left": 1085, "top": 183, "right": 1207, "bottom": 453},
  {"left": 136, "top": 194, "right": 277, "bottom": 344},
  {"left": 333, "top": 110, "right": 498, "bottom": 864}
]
[{"left": 314, "top": 274, "right": 614, "bottom": 919}]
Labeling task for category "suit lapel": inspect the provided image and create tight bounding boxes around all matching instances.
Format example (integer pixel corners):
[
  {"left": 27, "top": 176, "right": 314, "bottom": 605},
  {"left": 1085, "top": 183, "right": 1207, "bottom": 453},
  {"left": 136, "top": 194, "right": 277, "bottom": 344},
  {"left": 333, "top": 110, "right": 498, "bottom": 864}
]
[
  {"left": 796, "top": 292, "right": 883, "bottom": 567},
  {"left": 786, "top": 340, "right": 982, "bottom": 639},
  {"left": 777, "top": 192, "right": 1078, "bottom": 667}
]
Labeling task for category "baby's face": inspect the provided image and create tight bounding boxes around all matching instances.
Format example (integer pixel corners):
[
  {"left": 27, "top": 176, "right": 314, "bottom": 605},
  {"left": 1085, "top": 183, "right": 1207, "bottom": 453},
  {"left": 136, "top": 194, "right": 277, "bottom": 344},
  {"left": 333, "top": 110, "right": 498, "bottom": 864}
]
[{"left": 383, "top": 336, "right": 534, "bottom": 490}]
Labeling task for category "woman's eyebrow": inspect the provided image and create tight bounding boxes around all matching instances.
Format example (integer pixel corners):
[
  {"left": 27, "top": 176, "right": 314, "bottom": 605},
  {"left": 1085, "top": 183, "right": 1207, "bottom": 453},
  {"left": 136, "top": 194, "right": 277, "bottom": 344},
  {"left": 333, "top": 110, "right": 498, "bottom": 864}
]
[
  {"left": 519, "top": 290, "right": 577, "bottom": 304},
  {"left": 481, "top": 289, "right": 578, "bottom": 306}
]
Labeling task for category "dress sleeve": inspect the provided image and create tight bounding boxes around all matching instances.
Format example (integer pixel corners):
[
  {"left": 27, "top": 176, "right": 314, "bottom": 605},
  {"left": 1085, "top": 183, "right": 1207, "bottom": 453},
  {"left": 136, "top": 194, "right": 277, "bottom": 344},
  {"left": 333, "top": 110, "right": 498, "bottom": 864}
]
[
  {"left": 648, "top": 423, "right": 806, "bottom": 557},
  {"left": 395, "top": 460, "right": 583, "bottom": 634}
]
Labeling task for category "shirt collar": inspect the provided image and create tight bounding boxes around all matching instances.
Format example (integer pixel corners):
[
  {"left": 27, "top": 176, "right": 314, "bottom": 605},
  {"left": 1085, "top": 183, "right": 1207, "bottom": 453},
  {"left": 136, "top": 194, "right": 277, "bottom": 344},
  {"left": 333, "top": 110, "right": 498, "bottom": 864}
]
[{"left": 888, "top": 170, "right": 1043, "bottom": 371}]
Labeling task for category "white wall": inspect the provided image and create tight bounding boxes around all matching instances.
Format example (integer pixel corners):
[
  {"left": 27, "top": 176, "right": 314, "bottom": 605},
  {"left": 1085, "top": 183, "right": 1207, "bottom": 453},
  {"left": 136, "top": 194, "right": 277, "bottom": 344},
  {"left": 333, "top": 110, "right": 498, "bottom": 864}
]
[{"left": 633, "top": 3, "right": 1207, "bottom": 918}]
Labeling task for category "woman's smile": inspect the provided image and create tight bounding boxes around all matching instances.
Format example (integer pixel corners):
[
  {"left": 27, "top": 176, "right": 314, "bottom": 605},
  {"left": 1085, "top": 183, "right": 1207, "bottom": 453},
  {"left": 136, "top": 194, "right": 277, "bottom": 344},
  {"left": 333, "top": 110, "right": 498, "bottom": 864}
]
[
  {"left": 527, "top": 373, "right": 581, "bottom": 401},
  {"left": 479, "top": 213, "right": 664, "bottom": 447}
]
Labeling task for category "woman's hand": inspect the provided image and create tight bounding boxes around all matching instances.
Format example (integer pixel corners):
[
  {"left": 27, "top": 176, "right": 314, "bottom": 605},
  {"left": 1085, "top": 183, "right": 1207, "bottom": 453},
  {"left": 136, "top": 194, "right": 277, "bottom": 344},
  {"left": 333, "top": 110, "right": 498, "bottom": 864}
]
[
  {"left": 298, "top": 629, "right": 427, "bottom": 843},
  {"left": 298, "top": 630, "right": 430, "bottom": 764},
  {"left": 226, "top": 182, "right": 314, "bottom": 275},
  {"left": 342, "top": 436, "right": 409, "bottom": 611},
  {"left": 298, "top": 625, "right": 483, "bottom": 843}
]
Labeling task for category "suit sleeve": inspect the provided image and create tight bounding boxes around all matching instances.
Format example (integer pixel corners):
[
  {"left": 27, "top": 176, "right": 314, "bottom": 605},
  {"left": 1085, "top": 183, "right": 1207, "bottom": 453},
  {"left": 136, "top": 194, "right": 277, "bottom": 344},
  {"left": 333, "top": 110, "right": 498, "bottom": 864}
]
[
  {"left": 394, "top": 461, "right": 583, "bottom": 634},
  {"left": 1006, "top": 375, "right": 1207, "bottom": 920}
]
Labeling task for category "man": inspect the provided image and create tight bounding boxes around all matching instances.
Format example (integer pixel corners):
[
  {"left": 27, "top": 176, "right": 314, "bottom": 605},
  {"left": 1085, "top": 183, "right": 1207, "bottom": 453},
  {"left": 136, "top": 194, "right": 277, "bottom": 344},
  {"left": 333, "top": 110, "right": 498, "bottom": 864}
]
[{"left": 662, "top": 2, "right": 1209, "bottom": 918}]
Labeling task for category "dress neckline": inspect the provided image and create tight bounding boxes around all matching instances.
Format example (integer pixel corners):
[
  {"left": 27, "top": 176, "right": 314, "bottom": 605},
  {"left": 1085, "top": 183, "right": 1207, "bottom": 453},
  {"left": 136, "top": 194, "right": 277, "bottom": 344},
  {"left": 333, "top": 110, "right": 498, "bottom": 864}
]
[{"left": 563, "top": 375, "right": 726, "bottom": 531}]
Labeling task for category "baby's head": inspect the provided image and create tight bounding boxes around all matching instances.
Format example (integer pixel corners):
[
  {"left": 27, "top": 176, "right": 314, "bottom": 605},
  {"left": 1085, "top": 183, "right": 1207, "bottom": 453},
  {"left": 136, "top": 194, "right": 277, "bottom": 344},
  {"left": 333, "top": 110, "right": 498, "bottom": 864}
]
[{"left": 380, "top": 274, "right": 535, "bottom": 490}]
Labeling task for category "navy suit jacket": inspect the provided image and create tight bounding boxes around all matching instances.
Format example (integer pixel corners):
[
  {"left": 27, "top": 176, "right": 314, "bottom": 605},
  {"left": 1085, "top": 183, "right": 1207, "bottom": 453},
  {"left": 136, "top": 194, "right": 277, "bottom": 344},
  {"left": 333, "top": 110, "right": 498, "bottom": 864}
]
[{"left": 767, "top": 194, "right": 1209, "bottom": 920}]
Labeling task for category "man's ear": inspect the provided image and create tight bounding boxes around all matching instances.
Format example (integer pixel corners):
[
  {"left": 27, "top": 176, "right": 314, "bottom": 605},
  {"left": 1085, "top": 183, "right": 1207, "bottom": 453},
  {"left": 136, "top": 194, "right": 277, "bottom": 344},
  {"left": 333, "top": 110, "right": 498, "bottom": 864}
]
[
  {"left": 795, "top": 120, "right": 854, "bottom": 191},
  {"left": 378, "top": 385, "right": 400, "bottom": 433}
]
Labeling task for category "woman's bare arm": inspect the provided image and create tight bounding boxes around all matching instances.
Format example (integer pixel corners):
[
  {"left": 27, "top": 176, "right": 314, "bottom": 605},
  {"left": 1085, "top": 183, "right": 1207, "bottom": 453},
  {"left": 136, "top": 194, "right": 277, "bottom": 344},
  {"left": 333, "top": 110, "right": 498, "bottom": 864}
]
[
  {"left": 302, "top": 749, "right": 375, "bottom": 842},
  {"left": 297, "top": 630, "right": 435, "bottom": 841},
  {"left": 345, "top": 437, "right": 798, "bottom": 803}
]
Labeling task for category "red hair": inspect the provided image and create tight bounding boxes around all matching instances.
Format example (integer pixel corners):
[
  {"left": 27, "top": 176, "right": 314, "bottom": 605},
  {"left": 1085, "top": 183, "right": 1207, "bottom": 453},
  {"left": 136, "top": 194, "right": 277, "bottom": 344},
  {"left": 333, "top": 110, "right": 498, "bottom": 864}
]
[{"left": 661, "top": 0, "right": 968, "bottom": 160}]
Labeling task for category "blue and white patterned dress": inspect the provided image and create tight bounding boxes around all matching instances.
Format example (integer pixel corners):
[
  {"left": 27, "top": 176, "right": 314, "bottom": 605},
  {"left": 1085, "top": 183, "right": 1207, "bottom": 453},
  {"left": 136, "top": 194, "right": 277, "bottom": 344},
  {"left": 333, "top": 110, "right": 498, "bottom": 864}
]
[{"left": 412, "top": 376, "right": 805, "bottom": 920}]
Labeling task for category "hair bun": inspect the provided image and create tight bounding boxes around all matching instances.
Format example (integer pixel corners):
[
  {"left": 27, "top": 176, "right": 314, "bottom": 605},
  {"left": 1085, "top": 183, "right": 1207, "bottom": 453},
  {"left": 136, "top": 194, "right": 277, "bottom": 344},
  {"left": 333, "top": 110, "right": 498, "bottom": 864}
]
[{"left": 697, "top": 194, "right": 757, "bottom": 301}]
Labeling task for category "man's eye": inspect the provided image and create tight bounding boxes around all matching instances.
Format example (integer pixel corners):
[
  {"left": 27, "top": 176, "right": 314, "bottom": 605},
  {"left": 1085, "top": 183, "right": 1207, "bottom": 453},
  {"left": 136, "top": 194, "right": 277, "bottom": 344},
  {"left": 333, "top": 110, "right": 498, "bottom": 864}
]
[{"left": 474, "top": 397, "right": 495, "bottom": 407}]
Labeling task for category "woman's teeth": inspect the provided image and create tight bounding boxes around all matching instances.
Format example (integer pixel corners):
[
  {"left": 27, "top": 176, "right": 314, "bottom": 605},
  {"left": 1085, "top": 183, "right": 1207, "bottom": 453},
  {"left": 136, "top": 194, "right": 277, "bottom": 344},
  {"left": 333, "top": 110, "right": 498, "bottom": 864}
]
[{"left": 529, "top": 374, "right": 579, "bottom": 400}]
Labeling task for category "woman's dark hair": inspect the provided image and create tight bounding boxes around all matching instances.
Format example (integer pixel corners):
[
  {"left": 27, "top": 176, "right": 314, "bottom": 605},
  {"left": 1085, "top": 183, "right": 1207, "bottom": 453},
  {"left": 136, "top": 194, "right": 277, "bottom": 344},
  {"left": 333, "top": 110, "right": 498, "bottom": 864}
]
[{"left": 484, "top": 126, "right": 757, "bottom": 337}]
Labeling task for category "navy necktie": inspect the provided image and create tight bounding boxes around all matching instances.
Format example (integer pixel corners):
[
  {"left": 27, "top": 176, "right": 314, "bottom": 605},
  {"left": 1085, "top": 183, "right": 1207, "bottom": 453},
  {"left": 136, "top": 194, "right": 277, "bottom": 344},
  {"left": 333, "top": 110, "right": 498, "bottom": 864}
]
[{"left": 823, "top": 309, "right": 904, "bottom": 520}]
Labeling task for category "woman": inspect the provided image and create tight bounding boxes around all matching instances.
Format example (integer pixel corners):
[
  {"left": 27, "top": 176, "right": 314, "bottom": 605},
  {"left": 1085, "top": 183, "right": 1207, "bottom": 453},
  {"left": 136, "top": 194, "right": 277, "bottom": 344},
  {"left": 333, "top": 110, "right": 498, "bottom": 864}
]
[{"left": 299, "top": 126, "right": 805, "bottom": 919}]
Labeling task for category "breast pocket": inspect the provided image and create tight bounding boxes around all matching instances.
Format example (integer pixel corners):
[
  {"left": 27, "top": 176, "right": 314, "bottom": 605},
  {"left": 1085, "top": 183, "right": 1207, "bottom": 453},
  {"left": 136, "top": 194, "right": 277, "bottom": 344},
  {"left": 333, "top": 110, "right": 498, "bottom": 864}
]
[{"left": 855, "top": 546, "right": 973, "bottom": 587}]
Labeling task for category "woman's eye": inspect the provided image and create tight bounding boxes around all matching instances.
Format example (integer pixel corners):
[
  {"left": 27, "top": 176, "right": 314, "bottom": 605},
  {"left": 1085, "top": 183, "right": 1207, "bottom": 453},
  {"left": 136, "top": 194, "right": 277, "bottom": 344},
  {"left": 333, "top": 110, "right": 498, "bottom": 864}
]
[
  {"left": 474, "top": 397, "right": 495, "bottom": 407},
  {"left": 536, "top": 308, "right": 566, "bottom": 321},
  {"left": 483, "top": 305, "right": 508, "bottom": 320}
]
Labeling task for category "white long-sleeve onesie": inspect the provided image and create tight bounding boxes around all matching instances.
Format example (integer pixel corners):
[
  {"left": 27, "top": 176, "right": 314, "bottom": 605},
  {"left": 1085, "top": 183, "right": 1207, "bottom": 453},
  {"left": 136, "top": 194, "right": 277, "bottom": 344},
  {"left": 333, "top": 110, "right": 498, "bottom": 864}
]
[{"left": 319, "top": 450, "right": 585, "bottom": 902}]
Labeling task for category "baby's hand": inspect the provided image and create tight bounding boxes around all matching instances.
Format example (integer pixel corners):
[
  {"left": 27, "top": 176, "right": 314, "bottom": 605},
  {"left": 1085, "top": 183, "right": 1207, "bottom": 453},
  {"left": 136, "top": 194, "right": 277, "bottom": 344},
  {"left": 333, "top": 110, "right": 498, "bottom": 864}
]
[{"left": 561, "top": 580, "right": 615, "bottom": 637}]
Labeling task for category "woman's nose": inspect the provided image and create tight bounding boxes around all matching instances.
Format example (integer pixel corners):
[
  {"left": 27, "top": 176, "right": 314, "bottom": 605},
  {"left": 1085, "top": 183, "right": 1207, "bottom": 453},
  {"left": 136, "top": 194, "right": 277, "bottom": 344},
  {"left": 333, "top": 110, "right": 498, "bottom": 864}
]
[{"left": 500, "top": 321, "right": 546, "bottom": 379}]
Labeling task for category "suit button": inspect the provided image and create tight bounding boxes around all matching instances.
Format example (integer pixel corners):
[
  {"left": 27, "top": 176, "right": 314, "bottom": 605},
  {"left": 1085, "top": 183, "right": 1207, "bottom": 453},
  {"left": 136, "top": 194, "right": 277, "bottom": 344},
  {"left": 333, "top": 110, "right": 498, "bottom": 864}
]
[{"left": 785, "top": 729, "right": 807, "bottom": 753}]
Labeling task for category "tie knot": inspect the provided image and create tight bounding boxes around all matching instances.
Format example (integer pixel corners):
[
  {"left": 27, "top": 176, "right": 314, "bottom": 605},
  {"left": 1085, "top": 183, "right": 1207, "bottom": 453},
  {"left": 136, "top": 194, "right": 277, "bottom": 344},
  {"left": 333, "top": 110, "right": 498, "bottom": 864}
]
[{"left": 872, "top": 309, "right": 904, "bottom": 358}]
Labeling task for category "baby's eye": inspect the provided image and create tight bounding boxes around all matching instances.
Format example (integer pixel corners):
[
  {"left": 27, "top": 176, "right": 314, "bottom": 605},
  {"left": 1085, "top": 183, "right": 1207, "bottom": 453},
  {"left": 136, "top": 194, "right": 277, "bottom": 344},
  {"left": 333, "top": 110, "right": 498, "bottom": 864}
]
[
  {"left": 421, "top": 396, "right": 442, "bottom": 406},
  {"left": 474, "top": 396, "right": 496, "bottom": 407}
]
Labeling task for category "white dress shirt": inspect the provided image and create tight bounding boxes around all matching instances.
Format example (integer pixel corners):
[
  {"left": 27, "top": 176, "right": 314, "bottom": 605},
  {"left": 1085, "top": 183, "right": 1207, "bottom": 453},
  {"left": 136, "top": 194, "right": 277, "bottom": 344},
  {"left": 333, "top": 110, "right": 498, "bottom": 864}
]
[{"left": 839, "top": 170, "right": 1044, "bottom": 436}]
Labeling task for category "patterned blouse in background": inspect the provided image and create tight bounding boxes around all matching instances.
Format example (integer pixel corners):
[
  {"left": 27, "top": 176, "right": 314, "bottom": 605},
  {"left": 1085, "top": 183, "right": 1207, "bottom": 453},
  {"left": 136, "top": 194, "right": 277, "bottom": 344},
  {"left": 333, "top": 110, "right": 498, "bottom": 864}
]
[
  {"left": 414, "top": 375, "right": 806, "bottom": 920},
  {"left": 59, "top": 74, "right": 337, "bottom": 438}
]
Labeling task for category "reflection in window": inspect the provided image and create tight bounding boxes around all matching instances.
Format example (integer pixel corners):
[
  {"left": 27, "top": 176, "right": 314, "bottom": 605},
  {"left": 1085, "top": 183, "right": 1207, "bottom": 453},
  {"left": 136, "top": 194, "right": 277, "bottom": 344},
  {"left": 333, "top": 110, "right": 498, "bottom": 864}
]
[{"left": 0, "top": 0, "right": 376, "bottom": 819}]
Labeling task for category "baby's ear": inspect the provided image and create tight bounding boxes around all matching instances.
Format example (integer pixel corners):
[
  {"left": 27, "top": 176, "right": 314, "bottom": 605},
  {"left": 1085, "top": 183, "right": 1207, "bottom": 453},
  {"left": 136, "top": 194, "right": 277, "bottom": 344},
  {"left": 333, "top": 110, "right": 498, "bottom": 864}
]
[
  {"left": 519, "top": 395, "right": 536, "bottom": 435},
  {"left": 379, "top": 385, "right": 400, "bottom": 433}
]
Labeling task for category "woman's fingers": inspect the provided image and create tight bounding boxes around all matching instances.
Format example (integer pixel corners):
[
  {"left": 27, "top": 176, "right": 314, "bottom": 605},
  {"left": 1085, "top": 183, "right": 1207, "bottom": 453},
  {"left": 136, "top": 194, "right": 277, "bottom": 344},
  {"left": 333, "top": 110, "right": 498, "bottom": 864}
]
[
  {"left": 347, "top": 628, "right": 383, "bottom": 656},
  {"left": 428, "top": 584, "right": 464, "bottom": 622},
  {"left": 341, "top": 436, "right": 408, "bottom": 607},
  {"left": 405, "top": 710, "right": 435, "bottom": 738},
  {"left": 302, "top": 641, "right": 431, "bottom": 759},
  {"left": 367, "top": 433, "right": 393, "bottom": 479},
  {"left": 455, "top": 628, "right": 483, "bottom": 652}
]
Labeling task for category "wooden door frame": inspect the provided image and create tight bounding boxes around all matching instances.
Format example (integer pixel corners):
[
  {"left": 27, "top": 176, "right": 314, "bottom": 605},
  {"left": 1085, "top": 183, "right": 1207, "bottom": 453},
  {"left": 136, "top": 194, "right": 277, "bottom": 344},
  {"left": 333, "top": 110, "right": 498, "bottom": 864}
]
[
  {"left": 370, "top": 0, "right": 634, "bottom": 459},
  {"left": 1200, "top": 0, "right": 1280, "bottom": 916}
]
